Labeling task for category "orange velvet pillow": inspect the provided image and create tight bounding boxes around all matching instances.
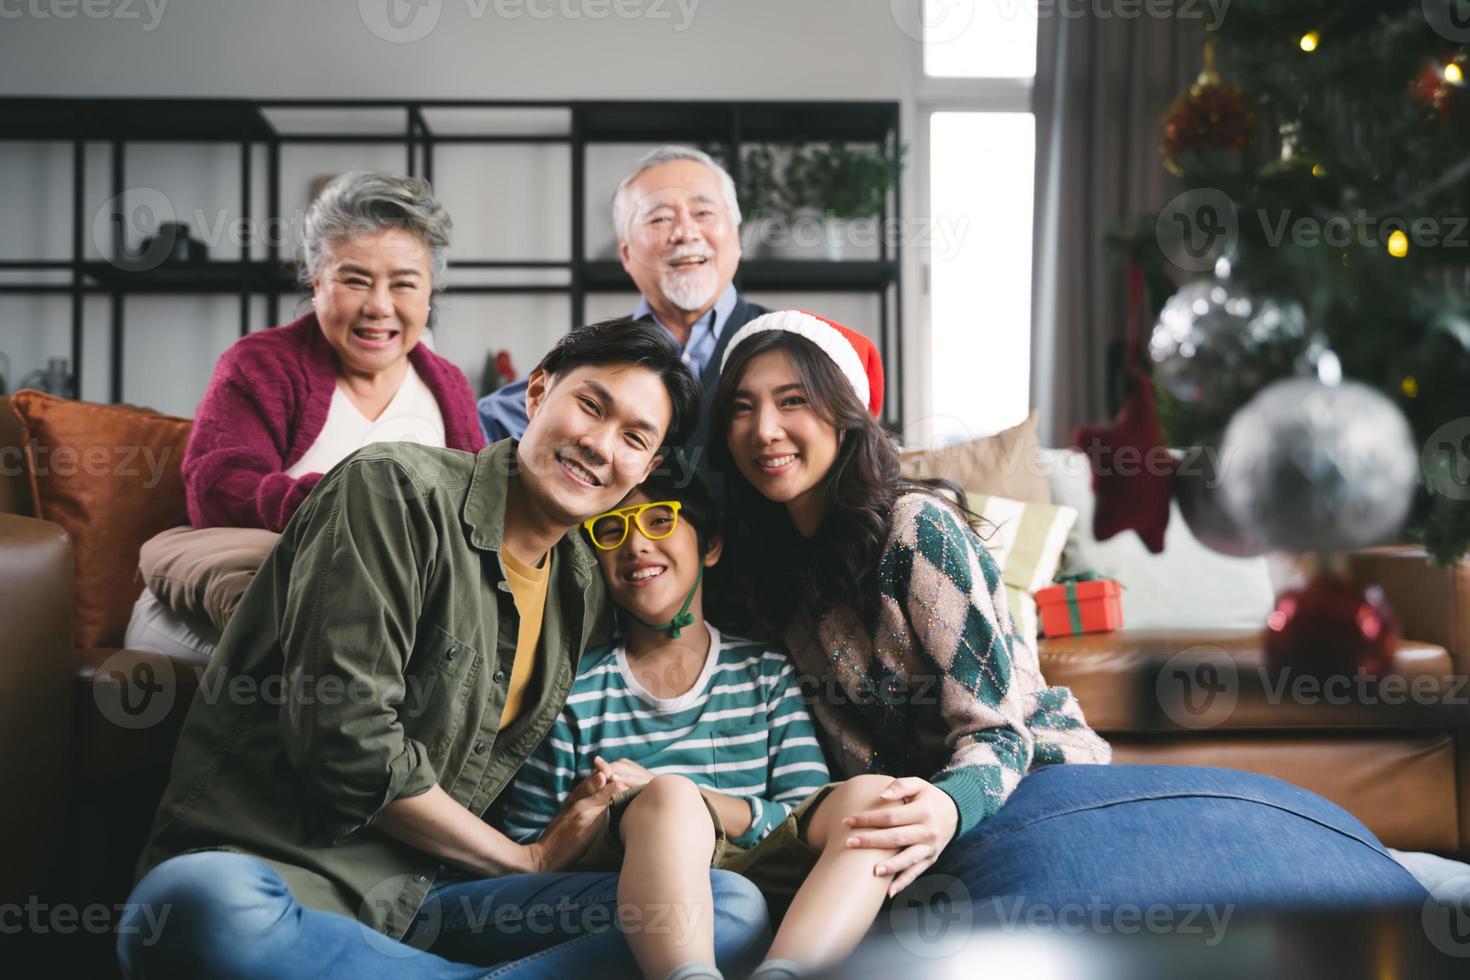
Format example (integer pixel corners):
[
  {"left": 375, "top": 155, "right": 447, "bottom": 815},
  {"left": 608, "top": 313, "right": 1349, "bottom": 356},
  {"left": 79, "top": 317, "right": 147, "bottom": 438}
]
[{"left": 9, "top": 389, "right": 192, "bottom": 649}]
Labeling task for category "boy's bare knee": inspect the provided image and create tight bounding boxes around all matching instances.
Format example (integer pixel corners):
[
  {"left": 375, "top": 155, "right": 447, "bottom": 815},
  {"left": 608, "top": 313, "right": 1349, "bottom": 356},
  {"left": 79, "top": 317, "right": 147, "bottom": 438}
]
[
  {"left": 637, "top": 774, "right": 705, "bottom": 810},
  {"left": 806, "top": 773, "right": 899, "bottom": 851},
  {"left": 621, "top": 775, "right": 714, "bottom": 846},
  {"left": 841, "top": 773, "right": 898, "bottom": 802},
  {"left": 826, "top": 773, "right": 895, "bottom": 818}
]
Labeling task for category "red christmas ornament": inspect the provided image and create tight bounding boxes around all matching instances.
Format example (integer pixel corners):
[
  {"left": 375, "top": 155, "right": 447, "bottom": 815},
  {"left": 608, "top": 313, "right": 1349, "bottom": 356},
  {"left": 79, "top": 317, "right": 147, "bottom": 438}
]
[
  {"left": 1073, "top": 262, "right": 1177, "bottom": 554},
  {"left": 496, "top": 349, "right": 517, "bottom": 384},
  {"left": 1160, "top": 39, "right": 1257, "bottom": 176},
  {"left": 1263, "top": 571, "right": 1400, "bottom": 677},
  {"left": 1410, "top": 58, "right": 1462, "bottom": 118}
]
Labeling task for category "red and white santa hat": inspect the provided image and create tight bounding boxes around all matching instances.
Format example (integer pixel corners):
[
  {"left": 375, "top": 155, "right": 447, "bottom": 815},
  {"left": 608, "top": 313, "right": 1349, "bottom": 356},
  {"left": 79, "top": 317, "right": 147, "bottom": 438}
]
[{"left": 719, "top": 310, "right": 885, "bottom": 417}]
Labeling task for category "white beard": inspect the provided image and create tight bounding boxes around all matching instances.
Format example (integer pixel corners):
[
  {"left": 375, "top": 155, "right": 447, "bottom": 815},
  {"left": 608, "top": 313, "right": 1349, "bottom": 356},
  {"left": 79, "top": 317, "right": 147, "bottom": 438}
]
[{"left": 660, "top": 265, "right": 720, "bottom": 313}]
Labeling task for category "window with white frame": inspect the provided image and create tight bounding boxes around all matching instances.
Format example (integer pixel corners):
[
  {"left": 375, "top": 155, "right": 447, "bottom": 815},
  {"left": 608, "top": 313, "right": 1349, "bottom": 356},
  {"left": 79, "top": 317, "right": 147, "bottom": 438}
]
[{"left": 920, "top": 0, "right": 1037, "bottom": 445}]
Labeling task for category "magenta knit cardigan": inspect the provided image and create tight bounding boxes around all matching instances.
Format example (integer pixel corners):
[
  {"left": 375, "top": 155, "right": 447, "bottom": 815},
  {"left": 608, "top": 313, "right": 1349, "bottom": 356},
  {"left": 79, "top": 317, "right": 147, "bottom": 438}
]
[{"left": 182, "top": 312, "right": 487, "bottom": 531}]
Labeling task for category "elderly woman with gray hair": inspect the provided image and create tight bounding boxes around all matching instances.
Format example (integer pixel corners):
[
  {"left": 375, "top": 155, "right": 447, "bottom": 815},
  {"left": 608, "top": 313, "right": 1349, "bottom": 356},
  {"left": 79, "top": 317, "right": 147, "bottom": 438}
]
[
  {"left": 185, "top": 171, "right": 484, "bottom": 530},
  {"left": 125, "top": 173, "right": 483, "bottom": 656}
]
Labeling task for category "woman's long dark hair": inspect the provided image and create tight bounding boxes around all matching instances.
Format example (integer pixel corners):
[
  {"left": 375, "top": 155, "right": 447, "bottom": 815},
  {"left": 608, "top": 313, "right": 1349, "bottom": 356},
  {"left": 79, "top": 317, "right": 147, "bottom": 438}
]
[{"left": 709, "top": 331, "right": 979, "bottom": 640}]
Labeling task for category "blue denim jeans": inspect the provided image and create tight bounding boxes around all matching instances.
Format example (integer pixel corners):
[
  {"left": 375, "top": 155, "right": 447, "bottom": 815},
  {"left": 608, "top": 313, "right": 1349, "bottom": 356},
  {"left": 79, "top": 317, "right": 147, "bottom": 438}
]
[
  {"left": 918, "top": 764, "right": 1427, "bottom": 924},
  {"left": 117, "top": 851, "right": 770, "bottom": 979}
]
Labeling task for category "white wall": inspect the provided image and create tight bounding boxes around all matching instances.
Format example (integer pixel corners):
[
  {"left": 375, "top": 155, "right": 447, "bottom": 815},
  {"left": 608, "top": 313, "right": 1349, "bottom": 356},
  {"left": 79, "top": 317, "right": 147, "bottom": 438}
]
[{"left": 0, "top": 0, "right": 925, "bottom": 418}]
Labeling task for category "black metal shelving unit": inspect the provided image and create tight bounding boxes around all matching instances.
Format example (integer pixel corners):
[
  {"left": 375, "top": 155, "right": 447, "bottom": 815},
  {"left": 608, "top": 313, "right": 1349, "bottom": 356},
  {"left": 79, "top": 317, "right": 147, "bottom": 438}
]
[{"left": 0, "top": 97, "right": 904, "bottom": 427}]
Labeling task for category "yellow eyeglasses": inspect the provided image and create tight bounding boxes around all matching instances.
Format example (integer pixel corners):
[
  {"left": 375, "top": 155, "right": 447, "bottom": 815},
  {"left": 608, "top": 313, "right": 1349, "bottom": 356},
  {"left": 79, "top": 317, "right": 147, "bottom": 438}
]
[{"left": 583, "top": 500, "right": 683, "bottom": 551}]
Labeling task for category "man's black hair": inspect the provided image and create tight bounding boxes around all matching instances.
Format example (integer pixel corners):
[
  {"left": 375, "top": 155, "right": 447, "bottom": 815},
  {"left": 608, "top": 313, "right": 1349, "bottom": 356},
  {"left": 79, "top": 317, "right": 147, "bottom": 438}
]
[{"left": 537, "top": 317, "right": 702, "bottom": 448}]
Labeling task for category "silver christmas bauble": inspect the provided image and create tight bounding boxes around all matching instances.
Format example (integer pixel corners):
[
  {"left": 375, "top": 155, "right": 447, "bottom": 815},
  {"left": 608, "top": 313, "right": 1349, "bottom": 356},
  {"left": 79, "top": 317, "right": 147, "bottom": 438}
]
[
  {"left": 1218, "top": 378, "right": 1419, "bottom": 553},
  {"left": 1149, "top": 278, "right": 1315, "bottom": 415},
  {"left": 1174, "top": 447, "right": 1272, "bottom": 557}
]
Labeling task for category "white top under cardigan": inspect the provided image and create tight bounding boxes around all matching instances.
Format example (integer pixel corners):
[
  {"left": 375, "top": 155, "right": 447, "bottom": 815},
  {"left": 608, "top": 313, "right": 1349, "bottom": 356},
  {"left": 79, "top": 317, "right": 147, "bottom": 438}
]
[{"left": 286, "top": 363, "right": 447, "bottom": 478}]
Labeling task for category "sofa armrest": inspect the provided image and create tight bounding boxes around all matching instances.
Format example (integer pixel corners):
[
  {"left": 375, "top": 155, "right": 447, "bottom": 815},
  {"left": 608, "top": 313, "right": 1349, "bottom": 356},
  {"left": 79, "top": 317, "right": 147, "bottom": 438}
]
[
  {"left": 1348, "top": 546, "right": 1470, "bottom": 673},
  {"left": 71, "top": 644, "right": 207, "bottom": 912},
  {"left": 0, "top": 513, "right": 75, "bottom": 901}
]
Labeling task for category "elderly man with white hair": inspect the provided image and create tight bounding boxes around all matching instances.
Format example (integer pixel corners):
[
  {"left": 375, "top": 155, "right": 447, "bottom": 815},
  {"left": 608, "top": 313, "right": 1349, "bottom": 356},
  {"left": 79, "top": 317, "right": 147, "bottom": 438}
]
[{"left": 478, "top": 146, "right": 769, "bottom": 455}]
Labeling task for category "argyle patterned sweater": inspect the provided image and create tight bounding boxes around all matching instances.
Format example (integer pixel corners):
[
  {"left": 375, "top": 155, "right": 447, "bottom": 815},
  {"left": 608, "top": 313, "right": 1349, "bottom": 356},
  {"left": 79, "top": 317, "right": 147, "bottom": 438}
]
[{"left": 783, "top": 492, "right": 1111, "bottom": 837}]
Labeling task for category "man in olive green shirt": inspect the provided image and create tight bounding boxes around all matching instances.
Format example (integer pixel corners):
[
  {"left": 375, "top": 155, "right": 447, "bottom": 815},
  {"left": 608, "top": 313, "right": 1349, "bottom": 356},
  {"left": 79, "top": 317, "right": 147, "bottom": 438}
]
[{"left": 118, "top": 319, "right": 770, "bottom": 979}]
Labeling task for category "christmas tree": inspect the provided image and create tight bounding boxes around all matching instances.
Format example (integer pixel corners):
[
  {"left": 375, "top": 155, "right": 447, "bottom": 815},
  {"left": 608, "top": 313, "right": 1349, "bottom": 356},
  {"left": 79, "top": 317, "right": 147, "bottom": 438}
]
[{"left": 1113, "top": 1, "right": 1470, "bottom": 566}]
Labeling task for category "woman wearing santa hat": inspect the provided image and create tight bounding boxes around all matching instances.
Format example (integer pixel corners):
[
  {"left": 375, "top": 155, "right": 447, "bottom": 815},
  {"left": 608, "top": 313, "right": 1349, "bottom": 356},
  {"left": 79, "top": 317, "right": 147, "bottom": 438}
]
[{"left": 708, "top": 310, "right": 1427, "bottom": 954}]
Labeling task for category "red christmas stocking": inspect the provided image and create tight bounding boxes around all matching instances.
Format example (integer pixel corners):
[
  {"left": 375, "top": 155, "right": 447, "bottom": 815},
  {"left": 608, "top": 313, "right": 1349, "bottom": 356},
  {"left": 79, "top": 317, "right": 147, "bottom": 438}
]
[{"left": 1071, "top": 262, "right": 1177, "bottom": 554}]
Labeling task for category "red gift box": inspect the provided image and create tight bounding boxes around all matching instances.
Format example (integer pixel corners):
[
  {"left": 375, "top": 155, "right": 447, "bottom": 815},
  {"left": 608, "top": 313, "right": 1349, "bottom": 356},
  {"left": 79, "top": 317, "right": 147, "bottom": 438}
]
[{"left": 1036, "top": 578, "right": 1124, "bottom": 638}]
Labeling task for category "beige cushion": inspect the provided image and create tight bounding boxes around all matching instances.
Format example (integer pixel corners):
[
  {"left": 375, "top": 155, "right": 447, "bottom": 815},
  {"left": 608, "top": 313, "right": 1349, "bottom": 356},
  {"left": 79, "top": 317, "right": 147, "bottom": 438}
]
[
  {"left": 968, "top": 492, "right": 1077, "bottom": 644},
  {"left": 140, "top": 525, "right": 280, "bottom": 632},
  {"left": 900, "top": 411, "right": 1051, "bottom": 504}
]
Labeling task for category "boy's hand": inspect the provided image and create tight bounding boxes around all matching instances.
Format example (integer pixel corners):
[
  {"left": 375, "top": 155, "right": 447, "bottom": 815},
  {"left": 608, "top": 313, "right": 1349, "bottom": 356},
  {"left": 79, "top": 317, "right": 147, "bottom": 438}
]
[
  {"left": 528, "top": 769, "right": 627, "bottom": 873},
  {"left": 593, "top": 755, "right": 656, "bottom": 789}
]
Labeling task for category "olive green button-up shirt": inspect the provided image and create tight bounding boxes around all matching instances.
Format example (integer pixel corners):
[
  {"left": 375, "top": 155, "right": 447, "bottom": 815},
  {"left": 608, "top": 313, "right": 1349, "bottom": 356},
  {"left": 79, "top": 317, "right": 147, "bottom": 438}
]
[{"left": 136, "top": 439, "right": 610, "bottom": 939}]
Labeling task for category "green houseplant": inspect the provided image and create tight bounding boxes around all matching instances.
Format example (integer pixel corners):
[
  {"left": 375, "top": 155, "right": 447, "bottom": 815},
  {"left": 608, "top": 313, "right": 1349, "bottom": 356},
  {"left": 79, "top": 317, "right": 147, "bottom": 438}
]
[
  {"left": 779, "top": 141, "right": 904, "bottom": 219},
  {"left": 767, "top": 140, "right": 905, "bottom": 260},
  {"left": 698, "top": 141, "right": 905, "bottom": 260}
]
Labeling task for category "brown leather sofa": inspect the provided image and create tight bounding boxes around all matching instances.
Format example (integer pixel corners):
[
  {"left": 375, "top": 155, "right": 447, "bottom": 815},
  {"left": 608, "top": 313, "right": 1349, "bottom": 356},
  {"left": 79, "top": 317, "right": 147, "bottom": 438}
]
[
  {"left": 0, "top": 395, "right": 207, "bottom": 973},
  {"left": 2, "top": 393, "right": 1468, "bottom": 960},
  {"left": 1042, "top": 606, "right": 1470, "bottom": 855}
]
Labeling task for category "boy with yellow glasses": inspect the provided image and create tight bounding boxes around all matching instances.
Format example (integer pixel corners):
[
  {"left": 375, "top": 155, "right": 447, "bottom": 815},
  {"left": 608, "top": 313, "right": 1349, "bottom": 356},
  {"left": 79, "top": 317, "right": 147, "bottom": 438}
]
[{"left": 499, "top": 465, "right": 898, "bottom": 980}]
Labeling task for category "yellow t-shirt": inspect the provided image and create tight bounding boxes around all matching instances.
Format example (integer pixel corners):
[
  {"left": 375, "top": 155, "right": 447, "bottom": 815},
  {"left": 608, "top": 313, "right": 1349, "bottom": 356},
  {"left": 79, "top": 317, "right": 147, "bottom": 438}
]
[{"left": 499, "top": 547, "right": 551, "bottom": 728}]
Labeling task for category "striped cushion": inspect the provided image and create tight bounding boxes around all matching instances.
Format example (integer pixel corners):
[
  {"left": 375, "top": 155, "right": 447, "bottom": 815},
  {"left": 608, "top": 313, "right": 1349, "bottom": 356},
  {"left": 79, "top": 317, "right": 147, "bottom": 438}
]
[{"left": 967, "top": 492, "right": 1078, "bottom": 642}]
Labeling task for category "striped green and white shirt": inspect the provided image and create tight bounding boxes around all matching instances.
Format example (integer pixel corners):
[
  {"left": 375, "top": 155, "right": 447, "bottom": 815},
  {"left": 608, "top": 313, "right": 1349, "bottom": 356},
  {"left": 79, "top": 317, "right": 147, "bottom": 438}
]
[{"left": 499, "top": 623, "right": 830, "bottom": 848}]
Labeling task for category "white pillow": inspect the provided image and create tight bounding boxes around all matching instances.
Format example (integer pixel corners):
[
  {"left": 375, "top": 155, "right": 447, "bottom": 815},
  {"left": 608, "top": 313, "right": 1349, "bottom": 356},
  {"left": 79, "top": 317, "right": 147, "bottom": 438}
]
[{"left": 1041, "top": 448, "right": 1275, "bottom": 631}]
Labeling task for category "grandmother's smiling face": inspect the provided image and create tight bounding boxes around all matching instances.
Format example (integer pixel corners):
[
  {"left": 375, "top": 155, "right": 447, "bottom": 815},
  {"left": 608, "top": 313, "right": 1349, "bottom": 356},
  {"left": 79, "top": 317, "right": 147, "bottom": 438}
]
[{"left": 312, "top": 227, "right": 432, "bottom": 381}]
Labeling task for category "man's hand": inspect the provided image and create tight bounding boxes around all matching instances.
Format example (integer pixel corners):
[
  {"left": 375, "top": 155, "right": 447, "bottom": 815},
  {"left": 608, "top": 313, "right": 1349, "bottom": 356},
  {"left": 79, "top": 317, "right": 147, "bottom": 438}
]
[
  {"left": 593, "top": 755, "right": 656, "bottom": 790},
  {"left": 526, "top": 768, "right": 628, "bottom": 873},
  {"left": 843, "top": 776, "right": 960, "bottom": 896}
]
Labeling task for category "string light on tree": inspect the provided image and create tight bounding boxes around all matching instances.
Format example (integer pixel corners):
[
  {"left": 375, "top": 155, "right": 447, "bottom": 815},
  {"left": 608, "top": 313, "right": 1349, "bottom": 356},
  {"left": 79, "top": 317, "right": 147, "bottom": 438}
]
[
  {"left": 1387, "top": 229, "right": 1409, "bottom": 258},
  {"left": 1299, "top": 31, "right": 1320, "bottom": 53}
]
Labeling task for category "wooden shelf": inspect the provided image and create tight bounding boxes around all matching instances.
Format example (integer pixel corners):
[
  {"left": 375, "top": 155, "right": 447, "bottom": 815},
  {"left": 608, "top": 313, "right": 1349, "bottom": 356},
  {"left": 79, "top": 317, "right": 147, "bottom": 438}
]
[
  {"left": 575, "top": 101, "right": 896, "bottom": 144},
  {"left": 82, "top": 261, "right": 280, "bottom": 293},
  {"left": 0, "top": 98, "right": 274, "bottom": 142},
  {"left": 70, "top": 259, "right": 899, "bottom": 296},
  {"left": 736, "top": 259, "right": 899, "bottom": 293},
  {"left": 582, "top": 259, "right": 898, "bottom": 293}
]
